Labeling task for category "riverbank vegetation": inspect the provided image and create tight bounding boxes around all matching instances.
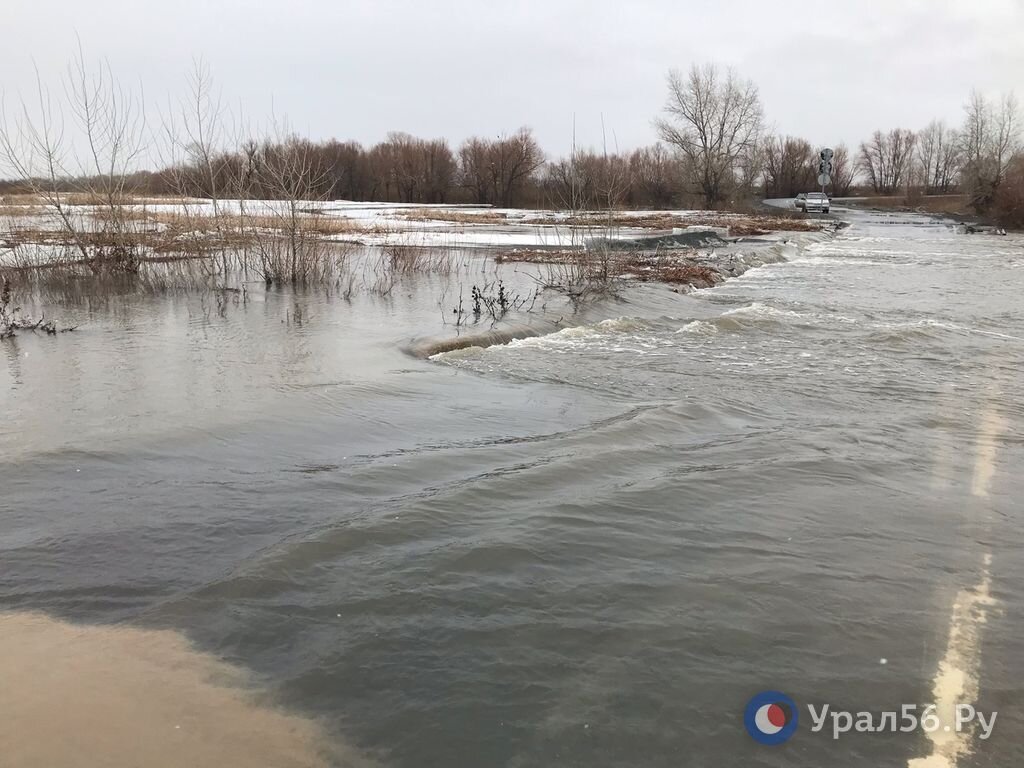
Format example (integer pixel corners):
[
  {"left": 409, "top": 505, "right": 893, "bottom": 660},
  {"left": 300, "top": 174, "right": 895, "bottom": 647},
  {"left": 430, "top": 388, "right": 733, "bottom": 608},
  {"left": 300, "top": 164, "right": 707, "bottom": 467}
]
[
  {"left": 0, "top": 277, "right": 76, "bottom": 338},
  {"left": 0, "top": 50, "right": 1020, "bottom": 329},
  {"left": 496, "top": 248, "right": 725, "bottom": 290}
]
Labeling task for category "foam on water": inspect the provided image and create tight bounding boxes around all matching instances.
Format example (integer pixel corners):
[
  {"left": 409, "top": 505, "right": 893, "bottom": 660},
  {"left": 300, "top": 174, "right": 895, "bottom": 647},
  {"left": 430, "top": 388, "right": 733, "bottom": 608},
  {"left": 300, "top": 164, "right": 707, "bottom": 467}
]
[
  {"left": 720, "top": 302, "right": 804, "bottom": 319},
  {"left": 502, "top": 317, "right": 654, "bottom": 350}
]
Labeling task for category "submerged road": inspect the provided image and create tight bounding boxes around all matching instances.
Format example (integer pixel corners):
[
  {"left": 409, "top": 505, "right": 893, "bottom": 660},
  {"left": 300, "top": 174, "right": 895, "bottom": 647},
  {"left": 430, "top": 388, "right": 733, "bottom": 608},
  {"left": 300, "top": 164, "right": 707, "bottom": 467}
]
[{"left": 2, "top": 206, "right": 1023, "bottom": 767}]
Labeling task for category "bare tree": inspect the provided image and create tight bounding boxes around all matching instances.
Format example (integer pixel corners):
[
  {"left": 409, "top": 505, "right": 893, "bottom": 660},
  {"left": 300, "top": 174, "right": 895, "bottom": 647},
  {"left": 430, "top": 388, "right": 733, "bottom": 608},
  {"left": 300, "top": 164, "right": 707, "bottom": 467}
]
[
  {"left": 990, "top": 92, "right": 1020, "bottom": 186},
  {"left": 0, "top": 67, "right": 92, "bottom": 262},
  {"left": 457, "top": 137, "right": 492, "bottom": 204},
  {"left": 366, "top": 141, "right": 398, "bottom": 201},
  {"left": 160, "top": 58, "right": 234, "bottom": 275},
  {"left": 319, "top": 140, "right": 371, "bottom": 200},
  {"left": 385, "top": 132, "right": 422, "bottom": 203},
  {"left": 858, "top": 132, "right": 886, "bottom": 193},
  {"left": 380, "top": 133, "right": 455, "bottom": 203},
  {"left": 830, "top": 144, "right": 855, "bottom": 197},
  {"left": 858, "top": 128, "right": 916, "bottom": 194},
  {"left": 960, "top": 90, "right": 1020, "bottom": 211},
  {"left": 916, "top": 120, "right": 961, "bottom": 194},
  {"left": 0, "top": 45, "right": 146, "bottom": 269},
  {"left": 735, "top": 138, "right": 765, "bottom": 201},
  {"left": 457, "top": 129, "right": 543, "bottom": 207},
  {"left": 67, "top": 45, "right": 146, "bottom": 261},
  {"left": 763, "top": 136, "right": 816, "bottom": 198},
  {"left": 627, "top": 144, "right": 680, "bottom": 208},
  {"left": 421, "top": 138, "right": 456, "bottom": 203},
  {"left": 886, "top": 129, "right": 917, "bottom": 193},
  {"left": 489, "top": 128, "right": 545, "bottom": 207},
  {"left": 543, "top": 157, "right": 578, "bottom": 208},
  {"left": 656, "top": 63, "right": 764, "bottom": 208},
  {"left": 993, "top": 153, "right": 1024, "bottom": 228}
]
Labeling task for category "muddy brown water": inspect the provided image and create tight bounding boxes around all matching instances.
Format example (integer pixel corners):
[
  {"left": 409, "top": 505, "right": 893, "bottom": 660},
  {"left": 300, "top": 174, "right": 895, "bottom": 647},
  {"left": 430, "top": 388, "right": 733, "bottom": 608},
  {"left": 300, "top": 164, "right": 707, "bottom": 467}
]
[{"left": 2, "top": 209, "right": 1024, "bottom": 767}]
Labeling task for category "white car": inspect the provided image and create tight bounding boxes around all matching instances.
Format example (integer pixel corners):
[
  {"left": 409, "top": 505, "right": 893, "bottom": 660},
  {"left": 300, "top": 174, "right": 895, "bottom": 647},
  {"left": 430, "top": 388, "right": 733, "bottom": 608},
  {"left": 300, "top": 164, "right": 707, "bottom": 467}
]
[{"left": 804, "top": 192, "right": 830, "bottom": 213}]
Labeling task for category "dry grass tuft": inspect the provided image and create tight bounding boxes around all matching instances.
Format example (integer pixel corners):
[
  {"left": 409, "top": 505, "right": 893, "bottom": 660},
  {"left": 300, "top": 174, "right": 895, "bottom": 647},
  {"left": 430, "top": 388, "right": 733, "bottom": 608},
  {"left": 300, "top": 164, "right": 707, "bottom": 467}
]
[
  {"left": 2, "top": 222, "right": 251, "bottom": 256},
  {"left": 0, "top": 205, "right": 47, "bottom": 218},
  {"left": 399, "top": 208, "right": 508, "bottom": 225},
  {"left": 627, "top": 260, "right": 722, "bottom": 287},
  {"left": 522, "top": 212, "right": 684, "bottom": 229},
  {"left": 497, "top": 247, "right": 726, "bottom": 289},
  {"left": 99, "top": 209, "right": 366, "bottom": 237},
  {"left": 521, "top": 210, "right": 823, "bottom": 235},
  {"left": 679, "top": 213, "right": 822, "bottom": 235},
  {"left": 495, "top": 248, "right": 582, "bottom": 265},
  {"left": 1, "top": 193, "right": 205, "bottom": 207},
  {"left": 280, "top": 213, "right": 366, "bottom": 236}
]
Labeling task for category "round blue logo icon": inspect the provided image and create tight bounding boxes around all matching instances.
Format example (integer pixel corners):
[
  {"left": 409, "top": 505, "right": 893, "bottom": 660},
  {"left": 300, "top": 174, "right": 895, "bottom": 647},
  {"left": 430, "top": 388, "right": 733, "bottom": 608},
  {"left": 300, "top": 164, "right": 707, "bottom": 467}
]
[{"left": 744, "top": 690, "right": 799, "bottom": 745}]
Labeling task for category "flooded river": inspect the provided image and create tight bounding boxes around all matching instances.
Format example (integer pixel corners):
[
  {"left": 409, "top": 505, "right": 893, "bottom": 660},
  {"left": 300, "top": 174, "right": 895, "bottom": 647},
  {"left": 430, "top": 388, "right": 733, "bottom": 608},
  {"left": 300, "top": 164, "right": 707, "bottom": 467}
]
[{"left": 2, "top": 208, "right": 1023, "bottom": 766}]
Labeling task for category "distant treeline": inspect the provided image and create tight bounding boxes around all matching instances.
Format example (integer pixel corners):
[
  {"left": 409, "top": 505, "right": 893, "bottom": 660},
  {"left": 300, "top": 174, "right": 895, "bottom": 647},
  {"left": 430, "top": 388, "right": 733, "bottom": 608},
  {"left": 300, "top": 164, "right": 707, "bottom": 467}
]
[
  {"left": 0, "top": 131, "right": 705, "bottom": 210},
  {"left": 1, "top": 58, "right": 1020, "bottom": 225}
]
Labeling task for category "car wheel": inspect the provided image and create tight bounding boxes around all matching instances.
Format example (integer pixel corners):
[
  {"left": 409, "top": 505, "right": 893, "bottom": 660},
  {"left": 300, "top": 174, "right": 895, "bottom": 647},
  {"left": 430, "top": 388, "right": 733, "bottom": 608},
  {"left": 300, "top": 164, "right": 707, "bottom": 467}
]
[{"left": 824, "top": 208, "right": 830, "bottom": 213}]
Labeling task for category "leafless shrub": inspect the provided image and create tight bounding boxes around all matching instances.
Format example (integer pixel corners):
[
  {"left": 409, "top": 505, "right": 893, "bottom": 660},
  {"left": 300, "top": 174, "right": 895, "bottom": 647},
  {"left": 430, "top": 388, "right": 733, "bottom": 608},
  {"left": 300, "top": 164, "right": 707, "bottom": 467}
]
[
  {"left": 641, "top": 261, "right": 721, "bottom": 287},
  {"left": 399, "top": 208, "right": 506, "bottom": 224},
  {"left": 0, "top": 276, "right": 76, "bottom": 338},
  {"left": 521, "top": 245, "right": 619, "bottom": 304},
  {"left": 452, "top": 279, "right": 538, "bottom": 324},
  {"left": 379, "top": 243, "right": 426, "bottom": 276},
  {"left": 158, "top": 59, "right": 236, "bottom": 276},
  {"left": 0, "top": 251, "right": 240, "bottom": 302},
  {"left": 375, "top": 243, "right": 458, "bottom": 277},
  {"left": 227, "top": 132, "right": 334, "bottom": 285},
  {"left": 0, "top": 45, "right": 147, "bottom": 273},
  {"left": 495, "top": 246, "right": 726, "bottom": 291}
]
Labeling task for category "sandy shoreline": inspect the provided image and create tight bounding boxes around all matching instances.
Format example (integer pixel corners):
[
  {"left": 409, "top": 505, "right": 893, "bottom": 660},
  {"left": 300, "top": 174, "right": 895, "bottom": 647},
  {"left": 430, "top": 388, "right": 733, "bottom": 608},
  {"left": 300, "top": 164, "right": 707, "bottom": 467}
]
[{"left": 0, "top": 610, "right": 373, "bottom": 768}]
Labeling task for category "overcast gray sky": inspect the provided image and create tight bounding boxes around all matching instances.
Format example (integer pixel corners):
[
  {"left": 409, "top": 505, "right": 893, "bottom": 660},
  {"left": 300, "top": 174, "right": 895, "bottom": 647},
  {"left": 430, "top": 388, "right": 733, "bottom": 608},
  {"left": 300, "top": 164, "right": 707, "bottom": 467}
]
[{"left": 2, "top": 0, "right": 1021, "bottom": 157}]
